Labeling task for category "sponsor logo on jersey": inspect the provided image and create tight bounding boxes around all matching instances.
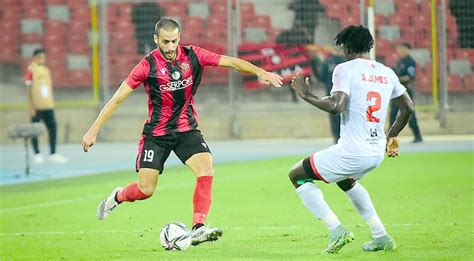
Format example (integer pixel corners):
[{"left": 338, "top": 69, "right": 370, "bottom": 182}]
[
  {"left": 361, "top": 73, "right": 388, "bottom": 84},
  {"left": 159, "top": 76, "right": 193, "bottom": 92},
  {"left": 180, "top": 62, "right": 190, "bottom": 73}
]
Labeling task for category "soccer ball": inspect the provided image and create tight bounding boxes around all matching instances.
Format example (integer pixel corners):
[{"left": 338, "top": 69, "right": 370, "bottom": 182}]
[{"left": 160, "top": 221, "right": 192, "bottom": 251}]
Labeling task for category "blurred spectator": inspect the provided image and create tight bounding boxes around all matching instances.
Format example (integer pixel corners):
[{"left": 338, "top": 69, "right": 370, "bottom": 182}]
[
  {"left": 389, "top": 43, "right": 423, "bottom": 143},
  {"left": 25, "top": 48, "right": 68, "bottom": 164},
  {"left": 132, "top": 2, "right": 163, "bottom": 54},
  {"left": 288, "top": 0, "right": 322, "bottom": 43},
  {"left": 449, "top": 0, "right": 474, "bottom": 48},
  {"left": 319, "top": 49, "right": 345, "bottom": 143}
]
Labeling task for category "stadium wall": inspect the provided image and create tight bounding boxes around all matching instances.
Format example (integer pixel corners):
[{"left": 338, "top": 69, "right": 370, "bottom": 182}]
[{"left": 1, "top": 105, "right": 473, "bottom": 145}]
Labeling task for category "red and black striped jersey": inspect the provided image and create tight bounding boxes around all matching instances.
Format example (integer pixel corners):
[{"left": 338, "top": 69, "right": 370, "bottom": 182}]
[{"left": 125, "top": 45, "right": 221, "bottom": 136}]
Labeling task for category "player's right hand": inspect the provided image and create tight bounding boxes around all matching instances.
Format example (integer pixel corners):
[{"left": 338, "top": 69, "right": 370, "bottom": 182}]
[
  {"left": 386, "top": 137, "right": 400, "bottom": 157},
  {"left": 258, "top": 71, "right": 283, "bottom": 88},
  {"left": 81, "top": 130, "right": 97, "bottom": 152}
]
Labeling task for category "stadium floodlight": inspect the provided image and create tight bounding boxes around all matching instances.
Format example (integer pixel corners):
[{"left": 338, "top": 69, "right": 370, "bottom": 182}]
[{"left": 8, "top": 123, "right": 46, "bottom": 177}]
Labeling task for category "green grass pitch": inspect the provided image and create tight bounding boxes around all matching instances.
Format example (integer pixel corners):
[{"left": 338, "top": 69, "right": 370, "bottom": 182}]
[{"left": 1, "top": 152, "right": 473, "bottom": 260}]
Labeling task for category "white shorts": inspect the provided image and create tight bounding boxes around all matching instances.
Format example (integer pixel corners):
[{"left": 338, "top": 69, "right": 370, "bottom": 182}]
[{"left": 306, "top": 145, "right": 384, "bottom": 183}]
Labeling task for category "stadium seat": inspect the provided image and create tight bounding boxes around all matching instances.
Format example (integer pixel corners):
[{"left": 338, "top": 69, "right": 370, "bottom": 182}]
[
  {"left": 455, "top": 49, "right": 474, "bottom": 64},
  {"left": 416, "top": 75, "right": 432, "bottom": 93},
  {"left": 374, "top": 14, "right": 386, "bottom": 25},
  {"left": 449, "top": 59, "right": 472, "bottom": 77},
  {"left": 161, "top": 2, "right": 188, "bottom": 16},
  {"left": 240, "top": 3, "right": 255, "bottom": 15},
  {"left": 395, "top": 0, "right": 417, "bottom": 16},
  {"left": 210, "top": 2, "right": 226, "bottom": 15},
  {"left": 374, "top": 0, "right": 395, "bottom": 16},
  {"left": 47, "top": 4, "right": 69, "bottom": 22},
  {"left": 447, "top": 74, "right": 463, "bottom": 92},
  {"left": 188, "top": 2, "right": 211, "bottom": 20},
  {"left": 69, "top": 69, "right": 92, "bottom": 87},
  {"left": 378, "top": 25, "right": 400, "bottom": 42},
  {"left": 44, "top": 0, "right": 65, "bottom": 4},
  {"left": 463, "top": 73, "right": 474, "bottom": 91}
]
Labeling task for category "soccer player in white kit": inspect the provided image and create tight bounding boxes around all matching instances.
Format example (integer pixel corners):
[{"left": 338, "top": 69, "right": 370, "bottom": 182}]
[{"left": 289, "top": 25, "right": 415, "bottom": 254}]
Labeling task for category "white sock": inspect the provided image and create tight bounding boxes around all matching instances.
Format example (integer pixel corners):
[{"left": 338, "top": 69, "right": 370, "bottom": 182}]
[
  {"left": 345, "top": 182, "right": 387, "bottom": 238},
  {"left": 296, "top": 182, "right": 341, "bottom": 231}
]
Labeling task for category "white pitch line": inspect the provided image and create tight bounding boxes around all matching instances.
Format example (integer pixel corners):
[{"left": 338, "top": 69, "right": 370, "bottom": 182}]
[
  {"left": 0, "top": 223, "right": 467, "bottom": 237},
  {"left": 0, "top": 183, "right": 194, "bottom": 215},
  {"left": 0, "top": 195, "right": 102, "bottom": 214}
]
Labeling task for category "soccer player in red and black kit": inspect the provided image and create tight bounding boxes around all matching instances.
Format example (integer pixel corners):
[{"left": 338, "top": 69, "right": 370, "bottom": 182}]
[{"left": 81, "top": 18, "right": 282, "bottom": 246}]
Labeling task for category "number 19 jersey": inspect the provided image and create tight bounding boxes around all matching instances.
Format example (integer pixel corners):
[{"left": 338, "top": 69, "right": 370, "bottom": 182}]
[{"left": 330, "top": 58, "right": 406, "bottom": 156}]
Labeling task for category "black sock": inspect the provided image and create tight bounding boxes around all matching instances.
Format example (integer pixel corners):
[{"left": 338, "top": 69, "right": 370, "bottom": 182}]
[
  {"left": 192, "top": 223, "right": 204, "bottom": 230},
  {"left": 114, "top": 191, "right": 121, "bottom": 204}
]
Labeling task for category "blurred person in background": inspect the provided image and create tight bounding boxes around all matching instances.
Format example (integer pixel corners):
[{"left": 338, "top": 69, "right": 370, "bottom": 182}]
[
  {"left": 389, "top": 43, "right": 423, "bottom": 143},
  {"left": 319, "top": 48, "right": 345, "bottom": 143},
  {"left": 288, "top": 0, "right": 322, "bottom": 42},
  {"left": 25, "top": 48, "right": 68, "bottom": 164},
  {"left": 131, "top": 2, "right": 163, "bottom": 55},
  {"left": 82, "top": 18, "right": 282, "bottom": 246}
]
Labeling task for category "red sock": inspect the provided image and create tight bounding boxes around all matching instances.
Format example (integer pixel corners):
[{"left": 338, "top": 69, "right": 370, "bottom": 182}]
[
  {"left": 193, "top": 176, "right": 213, "bottom": 226},
  {"left": 117, "top": 182, "right": 150, "bottom": 202}
]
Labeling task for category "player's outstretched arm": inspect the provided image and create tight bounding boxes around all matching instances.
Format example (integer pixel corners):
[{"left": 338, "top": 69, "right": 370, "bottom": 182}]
[
  {"left": 218, "top": 55, "right": 283, "bottom": 87},
  {"left": 291, "top": 74, "right": 348, "bottom": 114},
  {"left": 81, "top": 82, "right": 134, "bottom": 152},
  {"left": 386, "top": 92, "right": 415, "bottom": 157}
]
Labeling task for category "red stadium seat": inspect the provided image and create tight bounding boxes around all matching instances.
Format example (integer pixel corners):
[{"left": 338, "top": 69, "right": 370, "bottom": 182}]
[
  {"left": 240, "top": 3, "right": 255, "bottom": 15},
  {"left": 455, "top": 49, "right": 474, "bottom": 64},
  {"left": 209, "top": 2, "right": 226, "bottom": 15},
  {"left": 161, "top": 2, "right": 188, "bottom": 16},
  {"left": 463, "top": 73, "right": 474, "bottom": 91},
  {"left": 21, "top": 0, "right": 42, "bottom": 5},
  {"left": 44, "top": 0, "right": 65, "bottom": 4},
  {"left": 69, "top": 70, "right": 92, "bottom": 87},
  {"left": 375, "top": 15, "right": 386, "bottom": 25},
  {"left": 416, "top": 75, "right": 432, "bottom": 93},
  {"left": 447, "top": 74, "right": 463, "bottom": 92},
  {"left": 21, "top": 33, "right": 42, "bottom": 43},
  {"left": 22, "top": 6, "right": 46, "bottom": 19}
]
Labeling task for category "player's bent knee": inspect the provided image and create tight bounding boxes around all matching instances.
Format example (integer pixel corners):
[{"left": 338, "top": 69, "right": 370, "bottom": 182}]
[
  {"left": 289, "top": 160, "right": 310, "bottom": 188},
  {"left": 197, "top": 166, "right": 214, "bottom": 177}
]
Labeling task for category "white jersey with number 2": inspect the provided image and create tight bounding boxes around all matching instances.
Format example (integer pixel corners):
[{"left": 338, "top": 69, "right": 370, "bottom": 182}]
[{"left": 331, "top": 58, "right": 406, "bottom": 156}]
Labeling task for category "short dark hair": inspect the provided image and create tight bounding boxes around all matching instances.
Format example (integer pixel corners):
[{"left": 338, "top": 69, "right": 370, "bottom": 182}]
[
  {"left": 32, "top": 48, "right": 45, "bottom": 57},
  {"left": 400, "top": 42, "right": 411, "bottom": 49},
  {"left": 334, "top": 25, "right": 374, "bottom": 54},
  {"left": 154, "top": 18, "right": 180, "bottom": 36}
]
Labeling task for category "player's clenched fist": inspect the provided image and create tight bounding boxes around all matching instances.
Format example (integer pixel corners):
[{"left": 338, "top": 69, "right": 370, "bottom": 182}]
[
  {"left": 386, "top": 137, "right": 400, "bottom": 157},
  {"left": 81, "top": 130, "right": 97, "bottom": 152}
]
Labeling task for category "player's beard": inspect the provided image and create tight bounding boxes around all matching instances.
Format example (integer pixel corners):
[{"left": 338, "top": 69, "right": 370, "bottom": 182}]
[{"left": 160, "top": 47, "right": 177, "bottom": 60}]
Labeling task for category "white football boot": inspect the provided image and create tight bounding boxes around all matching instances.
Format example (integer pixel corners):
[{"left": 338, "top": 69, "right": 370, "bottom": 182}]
[
  {"left": 191, "top": 225, "right": 223, "bottom": 246},
  {"left": 96, "top": 187, "right": 122, "bottom": 220}
]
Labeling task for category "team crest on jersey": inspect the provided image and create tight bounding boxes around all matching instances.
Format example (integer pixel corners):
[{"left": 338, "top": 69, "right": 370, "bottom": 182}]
[
  {"left": 180, "top": 62, "right": 190, "bottom": 73},
  {"left": 171, "top": 71, "right": 181, "bottom": 80}
]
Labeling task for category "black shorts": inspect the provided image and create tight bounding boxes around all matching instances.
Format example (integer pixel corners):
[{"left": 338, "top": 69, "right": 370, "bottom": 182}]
[{"left": 135, "top": 130, "right": 211, "bottom": 174}]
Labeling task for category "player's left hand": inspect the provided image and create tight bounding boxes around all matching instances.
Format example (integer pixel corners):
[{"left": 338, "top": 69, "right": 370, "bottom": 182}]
[
  {"left": 386, "top": 137, "right": 400, "bottom": 157},
  {"left": 291, "top": 74, "right": 311, "bottom": 98},
  {"left": 258, "top": 71, "right": 283, "bottom": 87}
]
